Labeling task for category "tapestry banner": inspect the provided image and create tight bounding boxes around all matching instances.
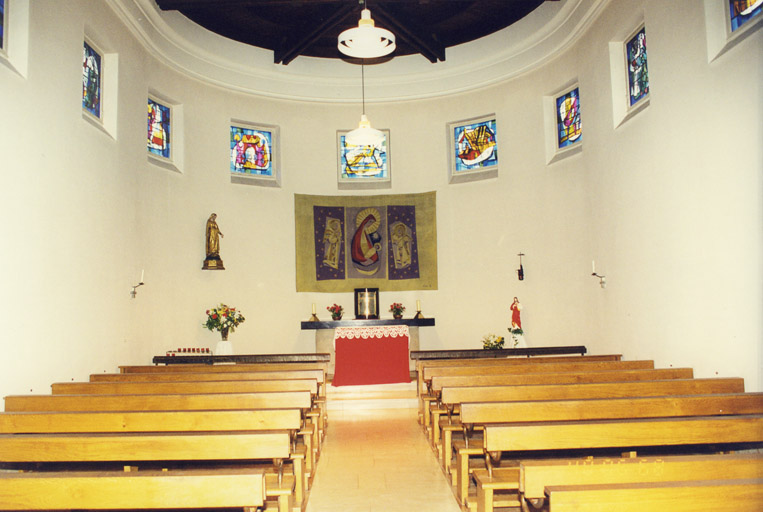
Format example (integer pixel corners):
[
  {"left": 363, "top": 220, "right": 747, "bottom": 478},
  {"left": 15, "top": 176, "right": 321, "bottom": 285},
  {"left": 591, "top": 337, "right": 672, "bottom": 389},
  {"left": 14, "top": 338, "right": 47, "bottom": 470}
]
[{"left": 295, "top": 192, "right": 438, "bottom": 292}]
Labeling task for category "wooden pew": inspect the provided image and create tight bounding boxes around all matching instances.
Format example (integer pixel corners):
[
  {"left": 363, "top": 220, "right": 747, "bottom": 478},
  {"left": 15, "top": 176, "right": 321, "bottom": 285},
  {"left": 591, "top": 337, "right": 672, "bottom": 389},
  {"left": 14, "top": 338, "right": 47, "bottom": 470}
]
[
  {"left": 444, "top": 378, "right": 748, "bottom": 504},
  {"left": 419, "top": 360, "right": 656, "bottom": 428},
  {"left": 89, "top": 370, "right": 328, "bottom": 433},
  {"left": 416, "top": 354, "right": 623, "bottom": 397},
  {"left": 0, "top": 408, "right": 311, "bottom": 509},
  {"left": 114, "top": 365, "right": 328, "bottom": 401},
  {"left": 0, "top": 468, "right": 267, "bottom": 511},
  {"left": 463, "top": 394, "right": 763, "bottom": 511},
  {"left": 4, "top": 391, "right": 319, "bottom": 482},
  {"left": 430, "top": 367, "right": 695, "bottom": 447},
  {"left": 0, "top": 431, "right": 296, "bottom": 512},
  {"left": 474, "top": 415, "right": 763, "bottom": 509},
  {"left": 53, "top": 378, "right": 319, "bottom": 396},
  {"left": 545, "top": 478, "right": 763, "bottom": 512},
  {"left": 520, "top": 452, "right": 763, "bottom": 505},
  {"left": 436, "top": 376, "right": 744, "bottom": 450}
]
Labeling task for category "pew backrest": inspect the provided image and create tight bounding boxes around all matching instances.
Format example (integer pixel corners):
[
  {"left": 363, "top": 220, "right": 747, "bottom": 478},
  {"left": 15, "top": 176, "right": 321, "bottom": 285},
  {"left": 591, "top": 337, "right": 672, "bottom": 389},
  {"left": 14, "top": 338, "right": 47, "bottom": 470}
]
[
  {"left": 430, "top": 367, "right": 694, "bottom": 393},
  {"left": 0, "top": 431, "right": 292, "bottom": 463},
  {"left": 459, "top": 392, "right": 763, "bottom": 424},
  {"left": 3, "top": 391, "right": 313, "bottom": 413},
  {"left": 423, "top": 360, "right": 655, "bottom": 389},
  {"left": 441, "top": 378, "right": 745, "bottom": 407},
  {"left": 520, "top": 452, "right": 763, "bottom": 500},
  {"left": 0, "top": 409, "right": 303, "bottom": 434},
  {"left": 52, "top": 378, "right": 318, "bottom": 396},
  {"left": 483, "top": 414, "right": 763, "bottom": 452}
]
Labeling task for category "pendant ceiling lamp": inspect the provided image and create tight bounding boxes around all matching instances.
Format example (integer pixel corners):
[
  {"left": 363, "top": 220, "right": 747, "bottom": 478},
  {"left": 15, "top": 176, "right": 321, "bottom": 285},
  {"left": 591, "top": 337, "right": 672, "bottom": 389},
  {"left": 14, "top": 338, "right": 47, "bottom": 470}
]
[
  {"left": 345, "top": 62, "right": 385, "bottom": 147},
  {"left": 338, "top": 2, "right": 395, "bottom": 59}
]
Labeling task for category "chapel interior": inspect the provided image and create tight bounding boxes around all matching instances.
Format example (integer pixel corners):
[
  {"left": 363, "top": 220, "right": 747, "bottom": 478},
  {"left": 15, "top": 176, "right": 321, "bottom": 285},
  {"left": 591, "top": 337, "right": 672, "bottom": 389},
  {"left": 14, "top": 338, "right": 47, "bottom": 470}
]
[{"left": 0, "top": 0, "right": 761, "bottom": 511}]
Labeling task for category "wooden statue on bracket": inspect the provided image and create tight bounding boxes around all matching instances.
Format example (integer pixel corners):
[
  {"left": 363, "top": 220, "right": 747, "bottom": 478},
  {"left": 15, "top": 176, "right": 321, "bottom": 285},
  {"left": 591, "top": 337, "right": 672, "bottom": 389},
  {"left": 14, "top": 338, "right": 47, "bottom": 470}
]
[{"left": 203, "top": 213, "right": 225, "bottom": 270}]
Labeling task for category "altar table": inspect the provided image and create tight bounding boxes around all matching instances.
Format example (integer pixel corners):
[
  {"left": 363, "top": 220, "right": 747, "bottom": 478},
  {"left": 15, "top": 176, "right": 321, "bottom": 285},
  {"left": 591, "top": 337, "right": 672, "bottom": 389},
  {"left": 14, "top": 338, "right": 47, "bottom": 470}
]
[{"left": 331, "top": 325, "right": 411, "bottom": 386}]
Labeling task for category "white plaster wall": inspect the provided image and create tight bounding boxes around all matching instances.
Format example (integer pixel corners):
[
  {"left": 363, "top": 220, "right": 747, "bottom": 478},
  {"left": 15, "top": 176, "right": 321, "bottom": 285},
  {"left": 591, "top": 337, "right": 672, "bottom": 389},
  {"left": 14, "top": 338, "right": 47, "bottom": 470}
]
[{"left": 0, "top": 0, "right": 760, "bottom": 396}]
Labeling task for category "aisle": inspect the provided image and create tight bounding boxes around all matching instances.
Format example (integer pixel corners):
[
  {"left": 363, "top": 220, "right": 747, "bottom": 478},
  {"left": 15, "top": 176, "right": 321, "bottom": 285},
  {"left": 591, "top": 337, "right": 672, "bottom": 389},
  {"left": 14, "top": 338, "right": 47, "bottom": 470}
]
[{"left": 305, "top": 408, "right": 462, "bottom": 512}]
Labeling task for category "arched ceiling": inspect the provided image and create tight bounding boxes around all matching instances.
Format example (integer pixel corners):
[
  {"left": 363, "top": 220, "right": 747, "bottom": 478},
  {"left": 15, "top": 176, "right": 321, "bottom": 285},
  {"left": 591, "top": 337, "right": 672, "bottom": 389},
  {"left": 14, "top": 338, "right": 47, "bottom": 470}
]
[
  {"left": 153, "top": 0, "right": 551, "bottom": 65},
  {"left": 109, "top": 0, "right": 609, "bottom": 102}
]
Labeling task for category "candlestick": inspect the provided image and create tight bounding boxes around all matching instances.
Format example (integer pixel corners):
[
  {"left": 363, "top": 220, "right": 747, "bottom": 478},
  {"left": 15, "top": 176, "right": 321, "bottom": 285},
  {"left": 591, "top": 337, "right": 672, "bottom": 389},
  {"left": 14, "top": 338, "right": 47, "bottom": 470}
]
[{"left": 309, "top": 303, "right": 319, "bottom": 322}]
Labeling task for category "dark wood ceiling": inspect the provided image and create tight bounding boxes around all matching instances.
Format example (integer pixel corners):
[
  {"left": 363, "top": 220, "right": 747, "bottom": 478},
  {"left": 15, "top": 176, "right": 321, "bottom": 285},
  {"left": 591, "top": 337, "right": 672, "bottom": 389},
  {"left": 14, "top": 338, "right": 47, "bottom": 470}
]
[{"left": 154, "top": 0, "right": 553, "bottom": 65}]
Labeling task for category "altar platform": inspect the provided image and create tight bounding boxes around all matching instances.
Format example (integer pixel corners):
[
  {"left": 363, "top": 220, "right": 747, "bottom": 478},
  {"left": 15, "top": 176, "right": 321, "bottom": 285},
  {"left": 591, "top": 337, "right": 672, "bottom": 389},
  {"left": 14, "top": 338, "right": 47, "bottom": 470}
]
[{"left": 325, "top": 381, "right": 418, "bottom": 412}]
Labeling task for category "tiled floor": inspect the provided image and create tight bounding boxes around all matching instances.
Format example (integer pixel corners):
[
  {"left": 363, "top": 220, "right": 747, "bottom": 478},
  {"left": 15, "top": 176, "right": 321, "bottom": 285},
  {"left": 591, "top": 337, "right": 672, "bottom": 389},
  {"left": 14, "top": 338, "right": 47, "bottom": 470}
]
[{"left": 305, "top": 408, "right": 462, "bottom": 512}]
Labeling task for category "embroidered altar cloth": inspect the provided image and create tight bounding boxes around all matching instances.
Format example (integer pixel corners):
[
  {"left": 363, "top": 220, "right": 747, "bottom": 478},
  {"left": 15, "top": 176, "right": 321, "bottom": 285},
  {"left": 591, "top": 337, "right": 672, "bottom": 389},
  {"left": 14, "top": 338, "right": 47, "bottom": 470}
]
[{"left": 332, "top": 325, "right": 411, "bottom": 387}]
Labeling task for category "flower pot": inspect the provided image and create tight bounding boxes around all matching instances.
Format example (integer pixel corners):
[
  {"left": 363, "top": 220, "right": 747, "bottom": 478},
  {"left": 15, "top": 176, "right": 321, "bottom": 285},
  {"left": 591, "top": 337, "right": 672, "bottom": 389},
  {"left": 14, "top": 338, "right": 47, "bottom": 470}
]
[
  {"left": 331, "top": 314, "right": 342, "bottom": 321},
  {"left": 393, "top": 314, "right": 403, "bottom": 319},
  {"left": 215, "top": 340, "right": 233, "bottom": 355}
]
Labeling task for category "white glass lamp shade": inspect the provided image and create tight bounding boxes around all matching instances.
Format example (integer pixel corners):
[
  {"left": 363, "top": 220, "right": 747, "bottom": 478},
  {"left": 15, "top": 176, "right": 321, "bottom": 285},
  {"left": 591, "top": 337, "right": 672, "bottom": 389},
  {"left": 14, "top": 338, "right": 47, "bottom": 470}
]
[
  {"left": 345, "top": 114, "right": 385, "bottom": 146},
  {"left": 338, "top": 9, "right": 396, "bottom": 59}
]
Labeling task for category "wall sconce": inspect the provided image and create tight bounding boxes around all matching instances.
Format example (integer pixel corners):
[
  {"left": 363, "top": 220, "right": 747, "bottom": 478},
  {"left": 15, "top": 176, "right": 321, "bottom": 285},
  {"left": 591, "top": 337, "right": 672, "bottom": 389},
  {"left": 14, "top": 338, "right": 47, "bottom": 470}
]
[
  {"left": 130, "top": 270, "right": 145, "bottom": 299},
  {"left": 516, "top": 253, "right": 525, "bottom": 281},
  {"left": 591, "top": 261, "right": 606, "bottom": 288}
]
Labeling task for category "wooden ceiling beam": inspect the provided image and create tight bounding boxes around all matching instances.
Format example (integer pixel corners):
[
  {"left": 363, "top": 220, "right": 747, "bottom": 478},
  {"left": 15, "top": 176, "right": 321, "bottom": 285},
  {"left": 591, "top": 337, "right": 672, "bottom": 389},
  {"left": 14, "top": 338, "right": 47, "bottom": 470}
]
[
  {"left": 274, "top": 4, "right": 355, "bottom": 64},
  {"left": 372, "top": 4, "right": 445, "bottom": 63}
]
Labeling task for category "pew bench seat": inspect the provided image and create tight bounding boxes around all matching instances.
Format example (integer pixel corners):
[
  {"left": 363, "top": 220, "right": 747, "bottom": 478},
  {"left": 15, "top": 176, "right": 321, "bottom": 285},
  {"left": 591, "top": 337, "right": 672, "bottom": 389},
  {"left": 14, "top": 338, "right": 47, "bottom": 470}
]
[
  {"left": 0, "top": 468, "right": 267, "bottom": 510},
  {"left": 544, "top": 478, "right": 763, "bottom": 512}
]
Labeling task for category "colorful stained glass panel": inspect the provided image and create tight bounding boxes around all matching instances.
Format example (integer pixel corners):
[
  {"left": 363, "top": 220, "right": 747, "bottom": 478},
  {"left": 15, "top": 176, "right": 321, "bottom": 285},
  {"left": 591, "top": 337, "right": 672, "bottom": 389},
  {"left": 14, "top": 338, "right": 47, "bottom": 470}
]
[
  {"left": 339, "top": 133, "right": 388, "bottom": 180},
  {"left": 452, "top": 119, "right": 498, "bottom": 173},
  {"left": 729, "top": 0, "right": 762, "bottom": 32},
  {"left": 556, "top": 88, "right": 582, "bottom": 149},
  {"left": 82, "top": 41, "right": 102, "bottom": 119},
  {"left": 626, "top": 27, "right": 649, "bottom": 106},
  {"left": 0, "top": 0, "right": 6, "bottom": 51},
  {"left": 230, "top": 125, "right": 274, "bottom": 176},
  {"left": 147, "top": 99, "right": 171, "bottom": 159}
]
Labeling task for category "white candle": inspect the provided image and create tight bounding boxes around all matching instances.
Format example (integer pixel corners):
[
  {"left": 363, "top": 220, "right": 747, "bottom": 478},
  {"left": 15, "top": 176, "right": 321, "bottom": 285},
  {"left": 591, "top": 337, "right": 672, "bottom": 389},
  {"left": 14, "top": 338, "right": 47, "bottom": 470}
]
[
  {"left": 592, "top": 260, "right": 595, "bottom": 274},
  {"left": 416, "top": 300, "right": 421, "bottom": 311},
  {"left": 140, "top": 269, "right": 144, "bottom": 283},
  {"left": 364, "top": 296, "right": 370, "bottom": 316},
  {"left": 311, "top": 303, "right": 316, "bottom": 315}
]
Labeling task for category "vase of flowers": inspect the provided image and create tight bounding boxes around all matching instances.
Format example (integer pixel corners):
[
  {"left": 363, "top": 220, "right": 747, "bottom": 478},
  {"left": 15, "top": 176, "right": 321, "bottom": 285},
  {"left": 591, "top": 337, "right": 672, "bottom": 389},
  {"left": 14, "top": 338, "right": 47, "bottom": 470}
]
[
  {"left": 327, "top": 303, "right": 343, "bottom": 321},
  {"left": 204, "top": 303, "right": 245, "bottom": 355},
  {"left": 482, "top": 333, "right": 505, "bottom": 350},
  {"left": 389, "top": 302, "right": 405, "bottom": 319}
]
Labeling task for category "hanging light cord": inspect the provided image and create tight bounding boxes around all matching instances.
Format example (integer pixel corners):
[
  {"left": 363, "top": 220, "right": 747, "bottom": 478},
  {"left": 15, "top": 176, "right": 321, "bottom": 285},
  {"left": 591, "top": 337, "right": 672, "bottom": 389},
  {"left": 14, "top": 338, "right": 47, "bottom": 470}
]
[{"left": 361, "top": 60, "right": 366, "bottom": 116}]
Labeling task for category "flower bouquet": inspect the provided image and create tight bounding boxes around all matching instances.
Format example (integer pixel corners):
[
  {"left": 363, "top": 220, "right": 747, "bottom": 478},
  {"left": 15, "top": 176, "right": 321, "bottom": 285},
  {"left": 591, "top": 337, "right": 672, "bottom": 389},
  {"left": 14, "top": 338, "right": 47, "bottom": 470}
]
[
  {"left": 204, "top": 303, "right": 245, "bottom": 340},
  {"left": 482, "top": 333, "right": 505, "bottom": 350},
  {"left": 327, "top": 303, "right": 344, "bottom": 320},
  {"left": 389, "top": 302, "right": 405, "bottom": 318}
]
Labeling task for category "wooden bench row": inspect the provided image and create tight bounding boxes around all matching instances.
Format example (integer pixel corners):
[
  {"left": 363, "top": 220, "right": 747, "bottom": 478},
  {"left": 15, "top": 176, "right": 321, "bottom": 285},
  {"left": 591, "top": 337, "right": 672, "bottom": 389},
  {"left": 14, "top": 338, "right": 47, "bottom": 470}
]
[
  {"left": 1, "top": 362, "right": 331, "bottom": 512},
  {"left": 411, "top": 354, "right": 763, "bottom": 511}
]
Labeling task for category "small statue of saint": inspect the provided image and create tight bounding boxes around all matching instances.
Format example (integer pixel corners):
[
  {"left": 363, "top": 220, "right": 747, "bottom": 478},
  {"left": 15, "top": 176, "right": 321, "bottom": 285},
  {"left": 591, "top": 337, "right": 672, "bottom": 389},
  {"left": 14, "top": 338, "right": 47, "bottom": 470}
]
[{"left": 203, "top": 213, "right": 225, "bottom": 270}]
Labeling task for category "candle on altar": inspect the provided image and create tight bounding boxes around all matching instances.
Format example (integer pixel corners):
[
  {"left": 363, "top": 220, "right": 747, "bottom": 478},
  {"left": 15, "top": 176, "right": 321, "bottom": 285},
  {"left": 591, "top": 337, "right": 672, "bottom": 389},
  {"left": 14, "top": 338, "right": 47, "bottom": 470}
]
[
  {"left": 416, "top": 300, "right": 421, "bottom": 311},
  {"left": 311, "top": 303, "right": 316, "bottom": 315},
  {"left": 363, "top": 295, "right": 370, "bottom": 316},
  {"left": 140, "top": 269, "right": 144, "bottom": 283},
  {"left": 592, "top": 260, "right": 595, "bottom": 274}
]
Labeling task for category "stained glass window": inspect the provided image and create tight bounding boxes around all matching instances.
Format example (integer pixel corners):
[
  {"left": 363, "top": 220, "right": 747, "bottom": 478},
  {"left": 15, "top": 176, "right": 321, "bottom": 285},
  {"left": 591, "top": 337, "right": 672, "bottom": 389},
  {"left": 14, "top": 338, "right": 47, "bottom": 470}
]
[
  {"left": 147, "top": 98, "right": 171, "bottom": 159},
  {"left": 82, "top": 41, "right": 102, "bottom": 119},
  {"left": 452, "top": 119, "right": 497, "bottom": 173},
  {"left": 626, "top": 27, "right": 649, "bottom": 106},
  {"left": 339, "top": 133, "right": 388, "bottom": 181},
  {"left": 0, "top": 0, "right": 6, "bottom": 51},
  {"left": 729, "top": 0, "right": 762, "bottom": 32},
  {"left": 556, "top": 87, "right": 582, "bottom": 149},
  {"left": 230, "top": 125, "right": 274, "bottom": 176}
]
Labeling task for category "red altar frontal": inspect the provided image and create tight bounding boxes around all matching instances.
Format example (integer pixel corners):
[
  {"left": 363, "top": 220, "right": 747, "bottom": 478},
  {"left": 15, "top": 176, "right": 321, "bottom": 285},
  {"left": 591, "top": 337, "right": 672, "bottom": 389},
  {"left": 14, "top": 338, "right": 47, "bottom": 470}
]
[{"left": 331, "top": 325, "right": 411, "bottom": 386}]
